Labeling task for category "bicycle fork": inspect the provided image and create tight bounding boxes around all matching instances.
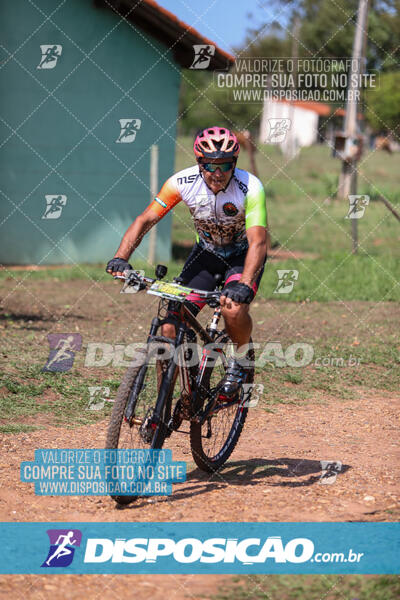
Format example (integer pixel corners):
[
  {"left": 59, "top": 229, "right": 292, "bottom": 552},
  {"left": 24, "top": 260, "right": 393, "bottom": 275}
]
[
  {"left": 151, "top": 322, "right": 186, "bottom": 428},
  {"left": 124, "top": 317, "right": 176, "bottom": 427}
]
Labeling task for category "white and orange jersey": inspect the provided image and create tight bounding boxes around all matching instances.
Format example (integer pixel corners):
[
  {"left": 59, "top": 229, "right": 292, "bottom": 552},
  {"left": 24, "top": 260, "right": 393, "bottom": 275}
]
[{"left": 148, "top": 165, "right": 267, "bottom": 258}]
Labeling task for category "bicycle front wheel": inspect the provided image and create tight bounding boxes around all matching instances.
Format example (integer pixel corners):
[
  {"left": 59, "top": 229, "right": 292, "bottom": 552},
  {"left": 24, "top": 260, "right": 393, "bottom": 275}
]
[
  {"left": 105, "top": 341, "right": 176, "bottom": 505},
  {"left": 190, "top": 334, "right": 255, "bottom": 473}
]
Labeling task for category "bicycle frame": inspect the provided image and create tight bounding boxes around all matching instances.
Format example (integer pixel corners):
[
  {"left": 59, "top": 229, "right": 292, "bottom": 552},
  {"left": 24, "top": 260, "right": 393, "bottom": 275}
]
[
  {"left": 107, "top": 271, "right": 255, "bottom": 489},
  {"left": 147, "top": 300, "right": 224, "bottom": 428},
  {"left": 117, "top": 268, "right": 233, "bottom": 431}
]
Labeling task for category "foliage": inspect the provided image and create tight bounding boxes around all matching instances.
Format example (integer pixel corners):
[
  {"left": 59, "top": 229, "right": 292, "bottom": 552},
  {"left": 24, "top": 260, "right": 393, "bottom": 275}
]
[
  {"left": 365, "top": 71, "right": 400, "bottom": 135},
  {"left": 178, "top": 0, "right": 400, "bottom": 134},
  {"left": 178, "top": 70, "right": 261, "bottom": 135}
]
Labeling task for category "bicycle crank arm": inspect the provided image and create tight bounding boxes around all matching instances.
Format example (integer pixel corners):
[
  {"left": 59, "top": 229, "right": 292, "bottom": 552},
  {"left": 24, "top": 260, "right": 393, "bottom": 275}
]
[
  {"left": 193, "top": 390, "right": 241, "bottom": 425},
  {"left": 192, "top": 395, "right": 219, "bottom": 425}
]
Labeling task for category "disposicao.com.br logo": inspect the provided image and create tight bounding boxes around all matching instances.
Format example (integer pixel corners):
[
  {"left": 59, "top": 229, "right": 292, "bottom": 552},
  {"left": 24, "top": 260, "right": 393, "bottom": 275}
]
[
  {"left": 83, "top": 536, "right": 363, "bottom": 565},
  {"left": 42, "top": 529, "right": 82, "bottom": 567},
  {"left": 2, "top": 522, "right": 392, "bottom": 574}
]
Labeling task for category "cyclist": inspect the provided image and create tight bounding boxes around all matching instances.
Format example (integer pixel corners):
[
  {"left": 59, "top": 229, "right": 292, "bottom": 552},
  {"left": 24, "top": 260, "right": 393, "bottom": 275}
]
[{"left": 106, "top": 127, "right": 268, "bottom": 397}]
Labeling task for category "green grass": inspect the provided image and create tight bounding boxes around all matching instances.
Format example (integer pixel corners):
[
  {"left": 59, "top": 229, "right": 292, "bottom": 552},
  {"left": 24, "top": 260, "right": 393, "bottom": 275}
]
[
  {"left": 213, "top": 575, "right": 400, "bottom": 600},
  {"left": 0, "top": 424, "right": 43, "bottom": 433},
  {"left": 1, "top": 254, "right": 398, "bottom": 302},
  {"left": 177, "top": 137, "right": 400, "bottom": 254},
  {"left": 0, "top": 365, "right": 120, "bottom": 427},
  {"left": 259, "top": 254, "right": 400, "bottom": 301},
  {"left": 1, "top": 140, "right": 399, "bottom": 302},
  {"left": 0, "top": 264, "right": 111, "bottom": 281},
  {"left": 172, "top": 138, "right": 400, "bottom": 302},
  {"left": 0, "top": 261, "right": 183, "bottom": 282},
  {"left": 0, "top": 138, "right": 398, "bottom": 431}
]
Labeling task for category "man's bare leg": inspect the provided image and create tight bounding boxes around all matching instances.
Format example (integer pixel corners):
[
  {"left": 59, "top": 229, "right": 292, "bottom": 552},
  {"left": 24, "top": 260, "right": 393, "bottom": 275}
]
[
  {"left": 221, "top": 302, "right": 252, "bottom": 354},
  {"left": 218, "top": 301, "right": 253, "bottom": 397}
]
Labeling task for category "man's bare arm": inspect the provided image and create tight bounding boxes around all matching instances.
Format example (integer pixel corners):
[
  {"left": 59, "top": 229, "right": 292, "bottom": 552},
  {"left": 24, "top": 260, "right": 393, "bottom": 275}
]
[{"left": 239, "top": 226, "right": 268, "bottom": 287}]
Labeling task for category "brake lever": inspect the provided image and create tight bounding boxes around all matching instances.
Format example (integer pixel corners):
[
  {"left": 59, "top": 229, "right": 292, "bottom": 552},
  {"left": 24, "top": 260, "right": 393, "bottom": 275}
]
[{"left": 116, "top": 269, "right": 146, "bottom": 294}]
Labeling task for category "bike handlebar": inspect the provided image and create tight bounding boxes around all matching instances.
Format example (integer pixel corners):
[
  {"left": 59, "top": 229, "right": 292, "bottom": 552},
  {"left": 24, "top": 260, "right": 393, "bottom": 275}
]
[{"left": 114, "top": 270, "right": 222, "bottom": 302}]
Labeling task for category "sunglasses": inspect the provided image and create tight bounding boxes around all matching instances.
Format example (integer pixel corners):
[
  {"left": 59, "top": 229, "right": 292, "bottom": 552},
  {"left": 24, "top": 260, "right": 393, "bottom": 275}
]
[{"left": 201, "top": 162, "right": 235, "bottom": 173}]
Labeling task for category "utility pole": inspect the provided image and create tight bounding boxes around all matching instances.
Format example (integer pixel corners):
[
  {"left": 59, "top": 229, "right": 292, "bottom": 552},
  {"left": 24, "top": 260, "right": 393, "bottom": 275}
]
[
  {"left": 285, "top": 16, "right": 300, "bottom": 160},
  {"left": 338, "top": 0, "right": 369, "bottom": 253},
  {"left": 147, "top": 144, "right": 158, "bottom": 264}
]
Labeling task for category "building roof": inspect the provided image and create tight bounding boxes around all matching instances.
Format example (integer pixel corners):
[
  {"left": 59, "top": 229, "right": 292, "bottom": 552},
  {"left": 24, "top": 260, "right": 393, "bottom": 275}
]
[
  {"left": 277, "top": 99, "right": 331, "bottom": 116},
  {"left": 271, "top": 99, "right": 364, "bottom": 119},
  {"left": 332, "top": 107, "right": 364, "bottom": 120},
  {"left": 97, "top": 0, "right": 235, "bottom": 70}
]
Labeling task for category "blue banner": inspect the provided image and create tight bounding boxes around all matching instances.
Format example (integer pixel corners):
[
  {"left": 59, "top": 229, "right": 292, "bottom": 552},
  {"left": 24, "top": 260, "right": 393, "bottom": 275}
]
[
  {"left": 0, "top": 522, "right": 398, "bottom": 574},
  {"left": 20, "top": 449, "right": 186, "bottom": 496}
]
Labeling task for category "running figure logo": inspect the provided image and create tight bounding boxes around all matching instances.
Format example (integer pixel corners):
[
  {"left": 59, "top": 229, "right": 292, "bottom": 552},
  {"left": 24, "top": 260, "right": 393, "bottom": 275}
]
[
  {"left": 267, "top": 119, "right": 291, "bottom": 143},
  {"left": 116, "top": 119, "right": 142, "bottom": 143},
  {"left": 274, "top": 269, "right": 299, "bottom": 294},
  {"left": 37, "top": 45, "right": 62, "bottom": 69},
  {"left": 42, "top": 195, "right": 67, "bottom": 219},
  {"left": 190, "top": 44, "right": 215, "bottom": 69},
  {"left": 319, "top": 460, "right": 342, "bottom": 485},
  {"left": 242, "top": 383, "right": 264, "bottom": 408},
  {"left": 346, "top": 195, "right": 370, "bottom": 219},
  {"left": 193, "top": 194, "right": 212, "bottom": 219},
  {"left": 42, "top": 333, "right": 82, "bottom": 373},
  {"left": 42, "top": 529, "right": 82, "bottom": 567},
  {"left": 88, "top": 386, "right": 113, "bottom": 410}
]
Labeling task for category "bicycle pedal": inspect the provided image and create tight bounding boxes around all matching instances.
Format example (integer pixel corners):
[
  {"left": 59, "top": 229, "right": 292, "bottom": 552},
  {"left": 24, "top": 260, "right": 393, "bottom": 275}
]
[
  {"left": 214, "top": 393, "right": 240, "bottom": 410},
  {"left": 217, "top": 393, "right": 229, "bottom": 402},
  {"left": 217, "top": 392, "right": 238, "bottom": 403}
]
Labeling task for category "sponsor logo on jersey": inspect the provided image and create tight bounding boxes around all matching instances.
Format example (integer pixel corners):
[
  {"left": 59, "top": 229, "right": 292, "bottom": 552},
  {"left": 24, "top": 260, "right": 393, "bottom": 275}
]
[
  {"left": 222, "top": 202, "right": 238, "bottom": 217},
  {"left": 154, "top": 197, "right": 167, "bottom": 208},
  {"left": 177, "top": 174, "right": 199, "bottom": 185},
  {"left": 233, "top": 176, "right": 248, "bottom": 195}
]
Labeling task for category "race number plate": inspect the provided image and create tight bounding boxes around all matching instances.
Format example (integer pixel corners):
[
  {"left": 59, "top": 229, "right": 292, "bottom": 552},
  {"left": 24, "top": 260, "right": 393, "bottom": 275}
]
[{"left": 148, "top": 281, "right": 193, "bottom": 302}]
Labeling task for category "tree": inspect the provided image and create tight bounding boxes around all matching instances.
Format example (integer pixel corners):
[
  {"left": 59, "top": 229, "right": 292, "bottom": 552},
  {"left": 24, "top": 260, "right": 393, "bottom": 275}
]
[
  {"left": 365, "top": 71, "right": 400, "bottom": 135},
  {"left": 255, "top": 0, "right": 400, "bottom": 70},
  {"left": 177, "top": 0, "right": 400, "bottom": 134},
  {"left": 178, "top": 70, "right": 261, "bottom": 135}
]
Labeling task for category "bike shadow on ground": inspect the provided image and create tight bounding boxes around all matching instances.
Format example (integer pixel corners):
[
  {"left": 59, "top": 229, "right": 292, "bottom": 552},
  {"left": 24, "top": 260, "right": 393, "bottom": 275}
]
[
  {"left": 116, "top": 458, "right": 350, "bottom": 510},
  {"left": 188, "top": 458, "right": 351, "bottom": 488}
]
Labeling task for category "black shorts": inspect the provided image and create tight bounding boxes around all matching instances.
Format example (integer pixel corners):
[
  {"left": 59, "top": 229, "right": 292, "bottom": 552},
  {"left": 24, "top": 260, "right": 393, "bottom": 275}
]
[{"left": 170, "top": 243, "right": 266, "bottom": 315}]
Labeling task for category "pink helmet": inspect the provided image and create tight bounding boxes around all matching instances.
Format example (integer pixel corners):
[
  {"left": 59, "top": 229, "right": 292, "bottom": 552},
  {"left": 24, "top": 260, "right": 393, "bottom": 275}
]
[{"left": 194, "top": 127, "right": 240, "bottom": 159}]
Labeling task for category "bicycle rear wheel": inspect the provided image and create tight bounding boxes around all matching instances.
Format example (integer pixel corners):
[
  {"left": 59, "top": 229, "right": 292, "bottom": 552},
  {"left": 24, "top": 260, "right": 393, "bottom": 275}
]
[
  {"left": 105, "top": 340, "right": 177, "bottom": 505},
  {"left": 190, "top": 333, "right": 255, "bottom": 473}
]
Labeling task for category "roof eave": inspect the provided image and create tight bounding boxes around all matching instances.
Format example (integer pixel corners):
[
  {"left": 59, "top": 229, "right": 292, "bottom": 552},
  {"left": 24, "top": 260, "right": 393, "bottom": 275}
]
[{"left": 95, "top": 0, "right": 235, "bottom": 70}]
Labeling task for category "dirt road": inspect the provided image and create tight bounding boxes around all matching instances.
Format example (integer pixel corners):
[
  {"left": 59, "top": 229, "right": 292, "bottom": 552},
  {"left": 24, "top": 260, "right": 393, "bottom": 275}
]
[
  {"left": 0, "top": 278, "right": 399, "bottom": 599},
  {"left": 0, "top": 388, "right": 398, "bottom": 599},
  {"left": 1, "top": 388, "right": 399, "bottom": 523}
]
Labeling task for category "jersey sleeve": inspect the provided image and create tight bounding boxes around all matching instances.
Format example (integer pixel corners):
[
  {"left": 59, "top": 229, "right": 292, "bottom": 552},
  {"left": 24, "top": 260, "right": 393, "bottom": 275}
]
[
  {"left": 244, "top": 177, "right": 268, "bottom": 229},
  {"left": 148, "top": 176, "right": 182, "bottom": 217}
]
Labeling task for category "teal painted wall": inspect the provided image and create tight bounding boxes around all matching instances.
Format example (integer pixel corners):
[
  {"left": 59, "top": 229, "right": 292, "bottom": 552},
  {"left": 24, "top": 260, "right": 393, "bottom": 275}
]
[{"left": 0, "top": 0, "right": 181, "bottom": 264}]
